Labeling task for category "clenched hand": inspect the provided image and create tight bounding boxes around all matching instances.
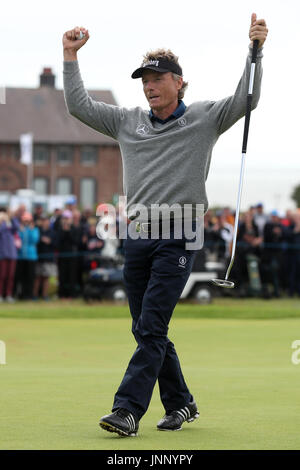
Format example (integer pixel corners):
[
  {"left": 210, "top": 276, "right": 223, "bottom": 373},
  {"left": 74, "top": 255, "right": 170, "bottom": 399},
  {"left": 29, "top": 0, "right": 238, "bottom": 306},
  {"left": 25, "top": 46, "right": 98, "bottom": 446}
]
[
  {"left": 249, "top": 13, "right": 268, "bottom": 48},
  {"left": 62, "top": 26, "right": 90, "bottom": 60}
]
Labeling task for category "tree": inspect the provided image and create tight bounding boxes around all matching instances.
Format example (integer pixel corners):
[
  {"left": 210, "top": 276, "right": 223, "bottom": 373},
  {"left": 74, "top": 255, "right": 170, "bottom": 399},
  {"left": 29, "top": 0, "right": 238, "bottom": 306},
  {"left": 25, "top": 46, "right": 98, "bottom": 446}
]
[{"left": 291, "top": 184, "right": 300, "bottom": 208}]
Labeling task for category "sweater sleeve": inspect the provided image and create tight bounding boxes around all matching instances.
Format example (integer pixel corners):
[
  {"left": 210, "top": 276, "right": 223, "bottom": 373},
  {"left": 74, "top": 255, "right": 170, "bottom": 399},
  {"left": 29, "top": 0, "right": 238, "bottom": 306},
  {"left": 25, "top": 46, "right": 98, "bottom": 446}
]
[
  {"left": 63, "top": 61, "right": 124, "bottom": 140},
  {"left": 208, "top": 46, "right": 263, "bottom": 136}
]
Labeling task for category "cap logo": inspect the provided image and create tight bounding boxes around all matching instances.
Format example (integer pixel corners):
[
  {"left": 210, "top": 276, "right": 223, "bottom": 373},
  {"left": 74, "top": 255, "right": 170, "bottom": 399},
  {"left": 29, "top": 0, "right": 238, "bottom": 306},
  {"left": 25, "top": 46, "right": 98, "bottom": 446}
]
[
  {"left": 142, "top": 60, "right": 159, "bottom": 68},
  {"left": 132, "top": 58, "right": 182, "bottom": 79}
]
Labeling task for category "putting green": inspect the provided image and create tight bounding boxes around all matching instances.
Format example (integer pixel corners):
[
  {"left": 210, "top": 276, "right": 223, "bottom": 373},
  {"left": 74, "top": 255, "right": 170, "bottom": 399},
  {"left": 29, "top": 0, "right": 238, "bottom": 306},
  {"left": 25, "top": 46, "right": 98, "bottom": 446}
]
[{"left": 1, "top": 316, "right": 300, "bottom": 450}]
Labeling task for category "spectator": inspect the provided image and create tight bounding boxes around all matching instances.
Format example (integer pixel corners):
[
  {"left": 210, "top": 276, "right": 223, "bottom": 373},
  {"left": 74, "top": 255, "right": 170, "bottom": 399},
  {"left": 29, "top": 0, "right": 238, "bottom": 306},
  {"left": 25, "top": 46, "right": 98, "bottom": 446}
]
[
  {"left": 203, "top": 211, "right": 219, "bottom": 260},
  {"left": 249, "top": 205, "right": 256, "bottom": 217},
  {"left": 33, "top": 216, "right": 56, "bottom": 301},
  {"left": 280, "top": 209, "right": 295, "bottom": 293},
  {"left": 33, "top": 204, "right": 44, "bottom": 223},
  {"left": 52, "top": 199, "right": 77, "bottom": 232},
  {"left": 253, "top": 203, "right": 268, "bottom": 237},
  {"left": 54, "top": 210, "right": 80, "bottom": 299},
  {"left": 84, "top": 221, "right": 105, "bottom": 272},
  {"left": 49, "top": 208, "right": 60, "bottom": 228},
  {"left": 0, "top": 208, "right": 20, "bottom": 302},
  {"left": 15, "top": 212, "right": 40, "bottom": 300},
  {"left": 215, "top": 212, "right": 234, "bottom": 259},
  {"left": 260, "top": 210, "right": 285, "bottom": 297},
  {"left": 207, "top": 212, "right": 234, "bottom": 261},
  {"left": 281, "top": 209, "right": 295, "bottom": 228},
  {"left": 52, "top": 208, "right": 64, "bottom": 232},
  {"left": 223, "top": 206, "right": 235, "bottom": 227},
  {"left": 234, "top": 211, "right": 262, "bottom": 294},
  {"left": 286, "top": 212, "right": 300, "bottom": 297},
  {"left": 204, "top": 210, "right": 233, "bottom": 261},
  {"left": 72, "top": 209, "right": 89, "bottom": 293},
  {"left": 65, "top": 196, "right": 77, "bottom": 213},
  {"left": 81, "top": 207, "right": 93, "bottom": 225},
  {"left": 14, "top": 204, "right": 26, "bottom": 223}
]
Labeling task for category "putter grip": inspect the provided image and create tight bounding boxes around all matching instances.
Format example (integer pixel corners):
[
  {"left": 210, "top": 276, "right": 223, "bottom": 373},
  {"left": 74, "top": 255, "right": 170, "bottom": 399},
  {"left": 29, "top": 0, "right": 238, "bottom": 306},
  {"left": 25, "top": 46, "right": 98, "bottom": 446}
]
[
  {"left": 251, "top": 39, "right": 259, "bottom": 63},
  {"left": 242, "top": 39, "right": 259, "bottom": 153}
]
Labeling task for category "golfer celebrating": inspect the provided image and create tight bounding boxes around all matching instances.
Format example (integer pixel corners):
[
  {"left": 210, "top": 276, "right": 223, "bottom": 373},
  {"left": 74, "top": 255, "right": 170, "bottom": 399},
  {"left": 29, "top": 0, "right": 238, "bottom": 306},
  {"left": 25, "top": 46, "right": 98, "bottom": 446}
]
[{"left": 62, "top": 13, "right": 268, "bottom": 437}]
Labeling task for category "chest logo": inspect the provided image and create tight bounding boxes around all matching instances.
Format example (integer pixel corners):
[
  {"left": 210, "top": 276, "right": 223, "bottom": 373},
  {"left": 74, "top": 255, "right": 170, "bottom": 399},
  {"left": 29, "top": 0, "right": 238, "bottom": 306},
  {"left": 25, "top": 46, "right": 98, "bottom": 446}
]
[
  {"left": 136, "top": 124, "right": 150, "bottom": 136},
  {"left": 178, "top": 117, "right": 187, "bottom": 127}
]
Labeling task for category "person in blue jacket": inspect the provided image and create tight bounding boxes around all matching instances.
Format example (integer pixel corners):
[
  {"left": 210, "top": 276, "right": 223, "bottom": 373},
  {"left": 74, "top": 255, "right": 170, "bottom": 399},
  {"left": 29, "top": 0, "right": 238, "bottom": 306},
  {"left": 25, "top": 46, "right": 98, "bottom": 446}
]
[{"left": 15, "top": 212, "right": 40, "bottom": 300}]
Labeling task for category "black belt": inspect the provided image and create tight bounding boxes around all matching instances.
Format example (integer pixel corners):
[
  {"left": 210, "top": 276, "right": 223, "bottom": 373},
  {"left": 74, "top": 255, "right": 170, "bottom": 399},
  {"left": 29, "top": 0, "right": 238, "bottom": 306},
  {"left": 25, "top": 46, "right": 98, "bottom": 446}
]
[{"left": 133, "top": 218, "right": 196, "bottom": 233}]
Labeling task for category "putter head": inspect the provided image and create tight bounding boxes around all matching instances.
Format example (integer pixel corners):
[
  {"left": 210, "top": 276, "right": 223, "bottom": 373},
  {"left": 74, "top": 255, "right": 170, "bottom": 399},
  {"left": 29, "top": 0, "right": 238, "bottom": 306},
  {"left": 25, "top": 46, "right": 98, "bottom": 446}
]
[{"left": 211, "top": 279, "right": 235, "bottom": 289}]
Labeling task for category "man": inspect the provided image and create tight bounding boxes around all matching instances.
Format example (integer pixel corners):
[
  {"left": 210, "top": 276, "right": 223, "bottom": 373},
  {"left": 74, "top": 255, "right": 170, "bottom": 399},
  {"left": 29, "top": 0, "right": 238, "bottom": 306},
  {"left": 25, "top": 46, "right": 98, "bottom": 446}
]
[
  {"left": 16, "top": 212, "right": 40, "bottom": 300},
  {"left": 253, "top": 202, "right": 268, "bottom": 237},
  {"left": 62, "top": 13, "right": 268, "bottom": 436},
  {"left": 261, "top": 210, "right": 284, "bottom": 298}
]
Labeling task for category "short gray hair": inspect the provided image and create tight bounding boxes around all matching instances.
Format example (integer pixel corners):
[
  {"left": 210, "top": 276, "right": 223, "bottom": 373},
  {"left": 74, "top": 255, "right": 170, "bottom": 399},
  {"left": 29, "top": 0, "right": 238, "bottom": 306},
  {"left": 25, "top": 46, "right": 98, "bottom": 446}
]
[{"left": 172, "top": 73, "right": 188, "bottom": 100}]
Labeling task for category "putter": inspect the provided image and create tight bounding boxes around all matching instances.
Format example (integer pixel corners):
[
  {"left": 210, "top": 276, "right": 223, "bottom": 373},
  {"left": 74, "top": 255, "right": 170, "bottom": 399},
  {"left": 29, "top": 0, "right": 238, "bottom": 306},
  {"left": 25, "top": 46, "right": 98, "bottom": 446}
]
[{"left": 211, "top": 39, "right": 259, "bottom": 289}]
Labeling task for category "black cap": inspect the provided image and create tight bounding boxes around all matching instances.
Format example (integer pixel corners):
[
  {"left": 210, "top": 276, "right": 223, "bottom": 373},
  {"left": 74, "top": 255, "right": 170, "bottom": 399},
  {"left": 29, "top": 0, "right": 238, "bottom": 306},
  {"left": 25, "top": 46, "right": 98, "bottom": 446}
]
[{"left": 131, "top": 58, "right": 182, "bottom": 79}]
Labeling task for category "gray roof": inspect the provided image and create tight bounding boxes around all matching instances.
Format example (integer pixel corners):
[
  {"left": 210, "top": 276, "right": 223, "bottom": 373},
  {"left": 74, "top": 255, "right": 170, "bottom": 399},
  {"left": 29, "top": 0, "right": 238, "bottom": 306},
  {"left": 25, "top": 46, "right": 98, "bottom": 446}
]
[{"left": 0, "top": 86, "right": 119, "bottom": 145}]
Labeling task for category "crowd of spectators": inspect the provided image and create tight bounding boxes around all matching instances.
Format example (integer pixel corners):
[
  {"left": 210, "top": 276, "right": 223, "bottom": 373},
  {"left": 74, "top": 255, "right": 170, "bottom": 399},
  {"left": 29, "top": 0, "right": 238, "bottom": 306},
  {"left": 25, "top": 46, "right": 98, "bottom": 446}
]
[
  {"left": 0, "top": 200, "right": 125, "bottom": 302},
  {"left": 0, "top": 200, "right": 300, "bottom": 302},
  {"left": 204, "top": 204, "right": 300, "bottom": 298}
]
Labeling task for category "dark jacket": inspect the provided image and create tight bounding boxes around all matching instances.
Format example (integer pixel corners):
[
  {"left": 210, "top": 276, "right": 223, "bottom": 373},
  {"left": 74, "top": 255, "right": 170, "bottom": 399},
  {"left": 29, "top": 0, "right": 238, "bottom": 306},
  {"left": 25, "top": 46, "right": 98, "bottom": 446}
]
[
  {"left": 237, "top": 220, "right": 261, "bottom": 256},
  {"left": 263, "top": 222, "right": 285, "bottom": 259},
  {"left": 37, "top": 228, "right": 55, "bottom": 263},
  {"left": 54, "top": 226, "right": 81, "bottom": 258}
]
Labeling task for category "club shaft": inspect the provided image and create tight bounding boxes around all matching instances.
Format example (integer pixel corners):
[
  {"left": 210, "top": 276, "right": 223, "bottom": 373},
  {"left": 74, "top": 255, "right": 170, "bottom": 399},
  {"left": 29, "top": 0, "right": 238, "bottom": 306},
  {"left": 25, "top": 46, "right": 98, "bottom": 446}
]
[
  {"left": 225, "top": 152, "right": 246, "bottom": 280},
  {"left": 224, "top": 40, "right": 259, "bottom": 281}
]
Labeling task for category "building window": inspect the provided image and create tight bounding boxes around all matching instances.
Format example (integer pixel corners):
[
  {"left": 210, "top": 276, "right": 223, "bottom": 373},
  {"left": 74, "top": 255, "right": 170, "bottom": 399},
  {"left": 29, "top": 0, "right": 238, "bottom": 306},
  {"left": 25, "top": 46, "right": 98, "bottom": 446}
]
[
  {"left": 56, "top": 177, "right": 72, "bottom": 195},
  {"left": 34, "top": 145, "right": 49, "bottom": 165},
  {"left": 57, "top": 146, "right": 73, "bottom": 166},
  {"left": 80, "top": 146, "right": 97, "bottom": 166},
  {"left": 80, "top": 178, "right": 96, "bottom": 208},
  {"left": 33, "top": 177, "right": 48, "bottom": 195}
]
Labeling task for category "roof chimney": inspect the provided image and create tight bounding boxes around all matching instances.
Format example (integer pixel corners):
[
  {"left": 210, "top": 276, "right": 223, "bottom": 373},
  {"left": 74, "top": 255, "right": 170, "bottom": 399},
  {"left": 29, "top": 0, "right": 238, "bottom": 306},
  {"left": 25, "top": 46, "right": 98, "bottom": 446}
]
[{"left": 40, "top": 67, "right": 55, "bottom": 88}]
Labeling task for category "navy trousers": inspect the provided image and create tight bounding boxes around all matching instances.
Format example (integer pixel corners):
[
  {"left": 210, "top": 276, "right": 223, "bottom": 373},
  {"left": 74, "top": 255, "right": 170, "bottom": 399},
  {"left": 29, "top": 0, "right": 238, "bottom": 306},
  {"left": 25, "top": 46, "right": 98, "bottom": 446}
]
[{"left": 112, "top": 221, "right": 198, "bottom": 420}]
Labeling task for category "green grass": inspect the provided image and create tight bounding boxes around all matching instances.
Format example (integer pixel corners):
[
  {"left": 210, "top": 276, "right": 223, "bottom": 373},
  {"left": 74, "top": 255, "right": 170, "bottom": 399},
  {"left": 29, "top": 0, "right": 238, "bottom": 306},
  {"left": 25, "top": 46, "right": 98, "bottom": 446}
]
[
  {"left": 0, "top": 297, "right": 300, "bottom": 319},
  {"left": 1, "top": 311, "right": 300, "bottom": 449}
]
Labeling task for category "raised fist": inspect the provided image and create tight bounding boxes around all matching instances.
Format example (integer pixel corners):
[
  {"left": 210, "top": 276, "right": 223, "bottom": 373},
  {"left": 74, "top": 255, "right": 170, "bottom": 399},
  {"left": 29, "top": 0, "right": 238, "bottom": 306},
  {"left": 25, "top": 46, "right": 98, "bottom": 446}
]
[{"left": 62, "top": 26, "right": 89, "bottom": 52}]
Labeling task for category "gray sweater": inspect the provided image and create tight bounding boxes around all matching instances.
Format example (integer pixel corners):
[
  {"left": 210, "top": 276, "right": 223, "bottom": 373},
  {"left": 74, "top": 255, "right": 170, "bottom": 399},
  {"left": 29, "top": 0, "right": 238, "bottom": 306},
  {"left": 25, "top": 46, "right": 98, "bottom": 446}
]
[{"left": 63, "top": 47, "right": 263, "bottom": 220}]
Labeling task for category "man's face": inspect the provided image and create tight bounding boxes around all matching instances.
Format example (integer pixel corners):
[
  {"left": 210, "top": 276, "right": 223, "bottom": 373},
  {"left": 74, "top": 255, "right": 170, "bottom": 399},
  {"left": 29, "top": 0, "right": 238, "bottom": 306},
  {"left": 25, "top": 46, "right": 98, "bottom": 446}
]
[{"left": 142, "top": 70, "right": 182, "bottom": 112}]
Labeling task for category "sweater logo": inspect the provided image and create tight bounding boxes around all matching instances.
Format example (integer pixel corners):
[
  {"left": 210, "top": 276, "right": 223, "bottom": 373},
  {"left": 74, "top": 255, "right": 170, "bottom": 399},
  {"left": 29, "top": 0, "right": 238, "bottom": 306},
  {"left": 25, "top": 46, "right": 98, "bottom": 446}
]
[
  {"left": 178, "top": 117, "right": 187, "bottom": 127},
  {"left": 178, "top": 256, "right": 187, "bottom": 268},
  {"left": 136, "top": 124, "right": 150, "bottom": 136}
]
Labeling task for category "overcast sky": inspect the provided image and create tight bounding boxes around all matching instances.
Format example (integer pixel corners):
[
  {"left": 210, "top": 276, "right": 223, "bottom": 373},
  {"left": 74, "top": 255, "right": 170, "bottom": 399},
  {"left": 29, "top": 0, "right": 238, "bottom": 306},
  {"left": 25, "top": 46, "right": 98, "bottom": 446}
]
[{"left": 2, "top": 0, "right": 300, "bottom": 213}]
